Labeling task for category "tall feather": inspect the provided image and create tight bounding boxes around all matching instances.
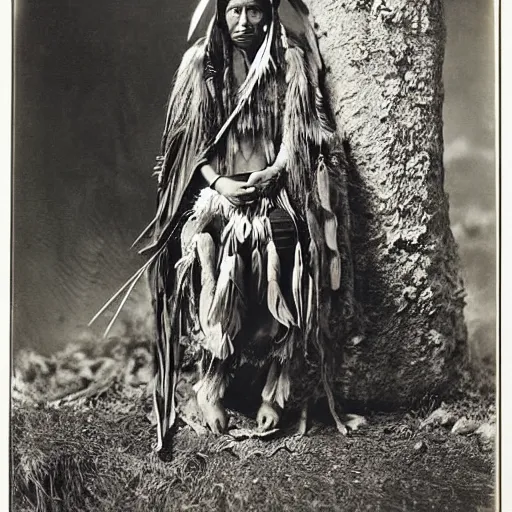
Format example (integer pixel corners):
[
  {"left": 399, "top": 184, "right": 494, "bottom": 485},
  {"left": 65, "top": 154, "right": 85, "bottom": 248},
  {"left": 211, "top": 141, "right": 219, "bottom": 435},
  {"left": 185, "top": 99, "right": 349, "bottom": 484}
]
[
  {"left": 214, "top": 21, "right": 276, "bottom": 145},
  {"left": 188, "top": 0, "right": 214, "bottom": 41},
  {"left": 88, "top": 249, "right": 160, "bottom": 333}
]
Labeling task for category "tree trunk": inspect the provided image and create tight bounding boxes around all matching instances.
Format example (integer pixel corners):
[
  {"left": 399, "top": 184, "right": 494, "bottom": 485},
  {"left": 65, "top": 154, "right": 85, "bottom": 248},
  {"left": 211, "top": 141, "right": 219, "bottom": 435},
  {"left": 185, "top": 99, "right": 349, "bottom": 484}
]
[
  {"left": 304, "top": 0, "right": 467, "bottom": 406},
  {"left": 14, "top": 0, "right": 467, "bottom": 408}
]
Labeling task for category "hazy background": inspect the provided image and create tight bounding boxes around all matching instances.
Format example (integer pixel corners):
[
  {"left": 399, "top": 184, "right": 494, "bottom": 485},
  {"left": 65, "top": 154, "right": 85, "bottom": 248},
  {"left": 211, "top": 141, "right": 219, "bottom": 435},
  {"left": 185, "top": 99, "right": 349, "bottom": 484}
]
[{"left": 12, "top": 0, "right": 496, "bottom": 371}]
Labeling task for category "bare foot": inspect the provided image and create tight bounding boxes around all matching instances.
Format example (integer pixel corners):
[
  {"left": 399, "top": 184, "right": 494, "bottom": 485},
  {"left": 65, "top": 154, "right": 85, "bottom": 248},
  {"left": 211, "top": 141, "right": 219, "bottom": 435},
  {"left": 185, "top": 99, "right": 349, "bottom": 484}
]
[
  {"left": 257, "top": 401, "right": 281, "bottom": 431},
  {"left": 196, "top": 388, "right": 228, "bottom": 434}
]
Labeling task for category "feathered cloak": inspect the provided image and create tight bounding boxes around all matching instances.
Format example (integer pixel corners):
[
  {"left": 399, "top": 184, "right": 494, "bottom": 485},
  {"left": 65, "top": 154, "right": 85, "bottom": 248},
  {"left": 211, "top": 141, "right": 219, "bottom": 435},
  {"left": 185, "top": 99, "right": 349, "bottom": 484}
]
[{"left": 134, "top": 15, "right": 356, "bottom": 452}]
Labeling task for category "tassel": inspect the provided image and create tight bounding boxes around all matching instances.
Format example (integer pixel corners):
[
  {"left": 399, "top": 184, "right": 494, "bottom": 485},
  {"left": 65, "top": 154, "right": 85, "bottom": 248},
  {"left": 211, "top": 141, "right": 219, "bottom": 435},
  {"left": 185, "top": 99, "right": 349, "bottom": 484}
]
[
  {"left": 292, "top": 242, "right": 304, "bottom": 328},
  {"left": 267, "top": 241, "right": 296, "bottom": 328}
]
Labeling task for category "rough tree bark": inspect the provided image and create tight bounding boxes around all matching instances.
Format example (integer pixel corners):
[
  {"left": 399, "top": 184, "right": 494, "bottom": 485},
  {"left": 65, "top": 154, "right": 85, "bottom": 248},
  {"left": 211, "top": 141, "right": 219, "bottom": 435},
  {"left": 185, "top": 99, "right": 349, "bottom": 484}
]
[
  {"left": 14, "top": 0, "right": 468, "bottom": 409},
  {"left": 303, "top": 0, "right": 467, "bottom": 406}
]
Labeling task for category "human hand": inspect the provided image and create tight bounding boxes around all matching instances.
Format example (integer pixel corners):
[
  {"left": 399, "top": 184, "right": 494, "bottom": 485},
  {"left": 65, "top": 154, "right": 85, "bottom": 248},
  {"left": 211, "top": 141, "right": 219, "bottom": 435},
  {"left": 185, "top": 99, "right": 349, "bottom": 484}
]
[
  {"left": 213, "top": 177, "right": 257, "bottom": 206},
  {"left": 246, "top": 166, "right": 281, "bottom": 187}
]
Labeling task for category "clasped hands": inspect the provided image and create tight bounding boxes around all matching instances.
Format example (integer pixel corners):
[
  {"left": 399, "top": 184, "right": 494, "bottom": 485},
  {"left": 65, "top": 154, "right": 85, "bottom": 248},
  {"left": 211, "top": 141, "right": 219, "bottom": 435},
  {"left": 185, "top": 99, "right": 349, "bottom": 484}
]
[{"left": 212, "top": 166, "right": 281, "bottom": 206}]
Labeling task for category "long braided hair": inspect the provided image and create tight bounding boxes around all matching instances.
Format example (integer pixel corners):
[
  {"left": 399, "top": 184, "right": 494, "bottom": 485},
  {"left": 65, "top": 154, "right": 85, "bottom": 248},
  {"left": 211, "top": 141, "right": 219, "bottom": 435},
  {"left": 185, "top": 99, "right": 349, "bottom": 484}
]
[{"left": 203, "top": 0, "right": 287, "bottom": 174}]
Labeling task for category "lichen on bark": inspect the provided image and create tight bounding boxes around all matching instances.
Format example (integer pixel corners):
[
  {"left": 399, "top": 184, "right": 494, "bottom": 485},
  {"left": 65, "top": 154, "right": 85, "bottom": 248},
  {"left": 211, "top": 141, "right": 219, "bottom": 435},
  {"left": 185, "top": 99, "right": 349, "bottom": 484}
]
[{"left": 304, "top": 0, "right": 467, "bottom": 406}]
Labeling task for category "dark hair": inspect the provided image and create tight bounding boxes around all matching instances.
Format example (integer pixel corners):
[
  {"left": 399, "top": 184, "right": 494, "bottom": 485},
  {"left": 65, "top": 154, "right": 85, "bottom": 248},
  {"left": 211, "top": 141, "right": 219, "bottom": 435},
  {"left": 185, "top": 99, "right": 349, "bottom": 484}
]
[{"left": 204, "top": 0, "right": 284, "bottom": 132}]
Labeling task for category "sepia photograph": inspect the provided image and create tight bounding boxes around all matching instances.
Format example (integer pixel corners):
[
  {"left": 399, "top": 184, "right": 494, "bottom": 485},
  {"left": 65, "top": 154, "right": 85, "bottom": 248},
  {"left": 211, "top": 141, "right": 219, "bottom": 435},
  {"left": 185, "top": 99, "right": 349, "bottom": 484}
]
[{"left": 10, "top": 0, "right": 498, "bottom": 510}]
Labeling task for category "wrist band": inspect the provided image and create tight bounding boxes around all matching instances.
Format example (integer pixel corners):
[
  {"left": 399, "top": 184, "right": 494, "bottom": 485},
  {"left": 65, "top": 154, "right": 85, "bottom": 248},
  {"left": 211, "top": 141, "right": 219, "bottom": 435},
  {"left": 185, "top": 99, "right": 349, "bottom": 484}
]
[{"left": 209, "top": 175, "right": 223, "bottom": 190}]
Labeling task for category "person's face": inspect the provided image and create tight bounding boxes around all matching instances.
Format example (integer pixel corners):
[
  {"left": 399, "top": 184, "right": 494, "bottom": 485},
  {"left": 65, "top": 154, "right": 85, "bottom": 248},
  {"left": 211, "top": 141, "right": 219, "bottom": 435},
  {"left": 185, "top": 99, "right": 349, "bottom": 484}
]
[{"left": 225, "top": 0, "right": 269, "bottom": 51}]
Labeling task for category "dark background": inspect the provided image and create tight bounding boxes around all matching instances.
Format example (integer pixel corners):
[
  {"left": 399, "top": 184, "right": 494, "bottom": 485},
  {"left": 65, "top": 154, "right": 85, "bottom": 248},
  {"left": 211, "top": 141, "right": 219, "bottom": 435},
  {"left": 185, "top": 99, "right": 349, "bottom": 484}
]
[{"left": 12, "top": 0, "right": 496, "bottom": 369}]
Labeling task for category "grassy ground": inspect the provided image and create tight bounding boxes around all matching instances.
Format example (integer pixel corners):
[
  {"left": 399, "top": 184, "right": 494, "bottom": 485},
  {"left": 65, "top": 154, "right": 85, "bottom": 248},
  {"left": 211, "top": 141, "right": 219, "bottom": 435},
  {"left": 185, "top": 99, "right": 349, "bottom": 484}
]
[{"left": 12, "top": 377, "right": 495, "bottom": 512}]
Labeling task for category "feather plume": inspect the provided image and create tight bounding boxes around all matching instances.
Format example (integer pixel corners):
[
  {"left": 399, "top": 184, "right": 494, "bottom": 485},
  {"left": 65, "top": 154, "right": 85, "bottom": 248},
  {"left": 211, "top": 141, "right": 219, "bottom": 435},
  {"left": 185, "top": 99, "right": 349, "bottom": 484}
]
[
  {"left": 89, "top": 249, "right": 160, "bottom": 335},
  {"left": 267, "top": 241, "right": 296, "bottom": 327},
  {"left": 251, "top": 217, "right": 265, "bottom": 242},
  {"left": 195, "top": 234, "right": 229, "bottom": 357},
  {"left": 188, "top": 0, "right": 213, "bottom": 41},
  {"left": 153, "top": 390, "right": 164, "bottom": 451},
  {"left": 324, "top": 215, "right": 338, "bottom": 252},
  {"left": 208, "top": 253, "right": 245, "bottom": 349},
  {"left": 292, "top": 242, "right": 304, "bottom": 328},
  {"left": 305, "top": 274, "right": 315, "bottom": 344},
  {"left": 267, "top": 280, "right": 296, "bottom": 328},
  {"left": 276, "top": 189, "right": 299, "bottom": 227},
  {"left": 208, "top": 255, "right": 236, "bottom": 325},
  {"left": 330, "top": 253, "right": 341, "bottom": 291},
  {"left": 316, "top": 157, "right": 331, "bottom": 212},
  {"left": 215, "top": 332, "right": 234, "bottom": 360},
  {"left": 252, "top": 247, "right": 265, "bottom": 302},
  {"left": 221, "top": 216, "right": 237, "bottom": 244},
  {"left": 306, "top": 207, "right": 322, "bottom": 243},
  {"left": 235, "top": 213, "right": 252, "bottom": 243},
  {"left": 307, "top": 238, "right": 320, "bottom": 340},
  {"left": 266, "top": 240, "right": 280, "bottom": 282}
]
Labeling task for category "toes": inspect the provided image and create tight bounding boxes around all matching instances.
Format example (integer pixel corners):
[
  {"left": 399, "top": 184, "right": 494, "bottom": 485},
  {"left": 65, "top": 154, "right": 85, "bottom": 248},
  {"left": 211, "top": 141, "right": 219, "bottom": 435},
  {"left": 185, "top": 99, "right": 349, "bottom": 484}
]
[
  {"left": 257, "top": 402, "right": 280, "bottom": 431},
  {"left": 206, "top": 408, "right": 227, "bottom": 434},
  {"left": 211, "top": 418, "right": 222, "bottom": 435},
  {"left": 196, "top": 393, "right": 228, "bottom": 435},
  {"left": 257, "top": 415, "right": 271, "bottom": 431},
  {"left": 214, "top": 411, "right": 228, "bottom": 434}
]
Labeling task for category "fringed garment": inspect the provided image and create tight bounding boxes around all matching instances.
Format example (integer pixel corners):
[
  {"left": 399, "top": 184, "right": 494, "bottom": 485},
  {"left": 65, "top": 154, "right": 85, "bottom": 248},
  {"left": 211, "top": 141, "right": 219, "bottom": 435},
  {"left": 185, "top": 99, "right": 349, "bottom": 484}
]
[{"left": 103, "top": 1, "right": 357, "bottom": 453}]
